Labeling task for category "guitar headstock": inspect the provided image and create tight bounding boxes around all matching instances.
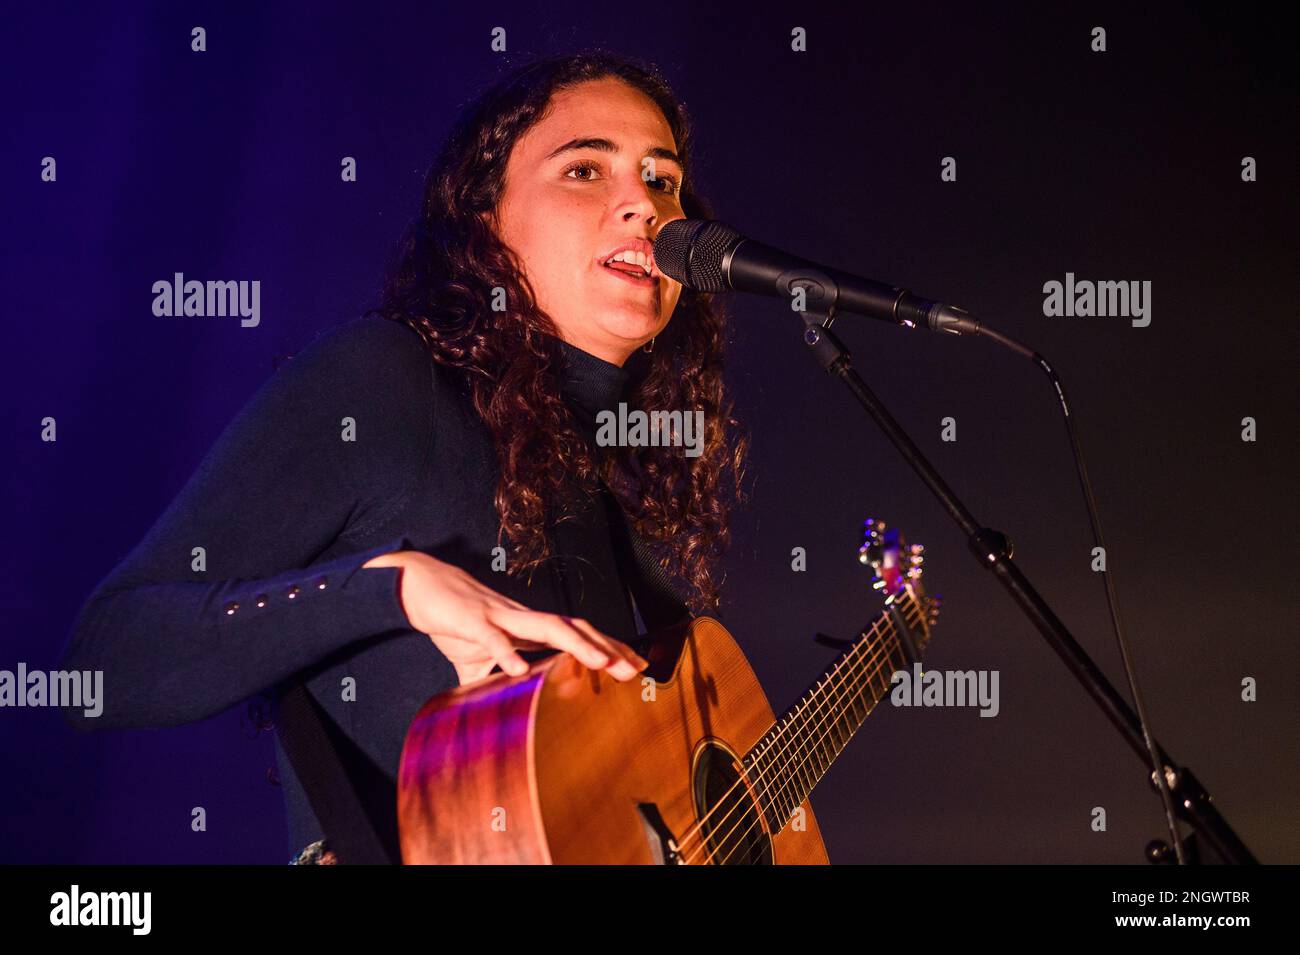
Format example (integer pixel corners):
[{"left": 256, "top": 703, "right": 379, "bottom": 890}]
[{"left": 858, "top": 518, "right": 941, "bottom": 635}]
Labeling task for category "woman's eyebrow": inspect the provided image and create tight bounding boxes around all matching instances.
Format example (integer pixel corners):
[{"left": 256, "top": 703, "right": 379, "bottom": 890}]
[{"left": 546, "top": 136, "right": 682, "bottom": 170}]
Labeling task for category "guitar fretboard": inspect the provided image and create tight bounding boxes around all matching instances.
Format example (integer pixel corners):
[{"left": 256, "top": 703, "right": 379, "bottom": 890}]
[{"left": 740, "top": 588, "right": 924, "bottom": 832}]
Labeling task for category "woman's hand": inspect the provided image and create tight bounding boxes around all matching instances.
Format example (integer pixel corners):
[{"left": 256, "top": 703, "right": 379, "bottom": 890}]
[{"left": 362, "top": 550, "right": 648, "bottom": 686}]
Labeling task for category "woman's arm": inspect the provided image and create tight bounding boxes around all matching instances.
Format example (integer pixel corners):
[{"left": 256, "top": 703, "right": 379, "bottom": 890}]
[{"left": 57, "top": 317, "right": 433, "bottom": 730}]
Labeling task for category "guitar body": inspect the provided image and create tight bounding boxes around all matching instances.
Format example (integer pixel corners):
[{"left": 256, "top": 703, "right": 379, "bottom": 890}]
[{"left": 398, "top": 615, "right": 829, "bottom": 865}]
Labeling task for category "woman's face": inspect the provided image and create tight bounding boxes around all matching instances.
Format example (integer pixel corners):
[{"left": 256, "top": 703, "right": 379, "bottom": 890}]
[{"left": 492, "top": 77, "right": 686, "bottom": 366}]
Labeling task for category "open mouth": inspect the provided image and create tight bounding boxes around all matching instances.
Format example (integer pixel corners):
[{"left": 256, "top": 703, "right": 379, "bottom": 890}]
[
  {"left": 599, "top": 250, "right": 657, "bottom": 287},
  {"left": 600, "top": 262, "right": 657, "bottom": 287}
]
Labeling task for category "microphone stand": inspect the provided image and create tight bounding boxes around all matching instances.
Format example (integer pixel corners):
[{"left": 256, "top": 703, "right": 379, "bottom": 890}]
[{"left": 797, "top": 307, "right": 1257, "bottom": 865}]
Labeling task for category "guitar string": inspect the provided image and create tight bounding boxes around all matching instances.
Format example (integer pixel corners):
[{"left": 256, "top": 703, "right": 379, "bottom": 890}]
[
  {"left": 674, "top": 595, "right": 924, "bottom": 864},
  {"left": 685, "top": 600, "right": 922, "bottom": 865},
  {"left": 680, "top": 599, "right": 921, "bottom": 865},
  {"left": 671, "top": 595, "right": 918, "bottom": 864},
  {"left": 692, "top": 599, "right": 924, "bottom": 865}
]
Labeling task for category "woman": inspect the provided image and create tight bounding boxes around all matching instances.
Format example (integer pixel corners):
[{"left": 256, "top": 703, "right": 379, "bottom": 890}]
[{"left": 60, "top": 51, "right": 748, "bottom": 865}]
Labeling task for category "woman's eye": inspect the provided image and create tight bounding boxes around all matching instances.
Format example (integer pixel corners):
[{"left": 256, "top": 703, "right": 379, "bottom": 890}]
[
  {"left": 649, "top": 175, "right": 680, "bottom": 196},
  {"left": 565, "top": 162, "right": 600, "bottom": 182}
]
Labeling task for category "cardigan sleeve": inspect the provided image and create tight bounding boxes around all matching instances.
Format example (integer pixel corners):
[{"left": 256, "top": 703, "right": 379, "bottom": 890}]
[{"left": 57, "top": 316, "right": 437, "bottom": 731}]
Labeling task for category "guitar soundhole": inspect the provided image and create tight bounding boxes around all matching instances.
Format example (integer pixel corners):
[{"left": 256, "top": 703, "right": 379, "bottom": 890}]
[{"left": 692, "top": 741, "right": 773, "bottom": 865}]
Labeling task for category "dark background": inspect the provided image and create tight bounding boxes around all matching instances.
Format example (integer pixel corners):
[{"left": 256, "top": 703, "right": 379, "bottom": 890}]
[{"left": 3, "top": 2, "right": 1296, "bottom": 864}]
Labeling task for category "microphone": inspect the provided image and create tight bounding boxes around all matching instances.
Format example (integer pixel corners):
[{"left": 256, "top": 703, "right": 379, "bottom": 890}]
[{"left": 653, "top": 219, "right": 980, "bottom": 335}]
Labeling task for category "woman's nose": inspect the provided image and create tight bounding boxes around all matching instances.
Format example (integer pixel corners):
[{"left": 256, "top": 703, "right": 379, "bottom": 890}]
[{"left": 613, "top": 175, "right": 662, "bottom": 221}]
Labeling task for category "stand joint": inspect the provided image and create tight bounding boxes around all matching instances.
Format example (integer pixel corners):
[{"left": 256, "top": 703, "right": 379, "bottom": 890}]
[{"left": 968, "top": 527, "right": 1015, "bottom": 565}]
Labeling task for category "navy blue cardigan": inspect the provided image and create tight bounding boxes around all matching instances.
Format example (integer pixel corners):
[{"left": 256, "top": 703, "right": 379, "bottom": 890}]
[{"left": 58, "top": 315, "right": 650, "bottom": 859}]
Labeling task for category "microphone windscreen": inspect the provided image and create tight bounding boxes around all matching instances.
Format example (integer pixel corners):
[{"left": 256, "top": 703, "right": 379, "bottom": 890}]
[{"left": 653, "top": 219, "right": 741, "bottom": 292}]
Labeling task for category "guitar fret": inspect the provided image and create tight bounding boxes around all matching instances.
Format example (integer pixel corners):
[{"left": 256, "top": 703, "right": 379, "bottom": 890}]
[{"left": 746, "top": 590, "right": 921, "bottom": 830}]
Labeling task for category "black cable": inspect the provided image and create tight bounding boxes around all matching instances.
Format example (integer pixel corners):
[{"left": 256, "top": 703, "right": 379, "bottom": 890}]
[{"left": 973, "top": 323, "right": 1187, "bottom": 865}]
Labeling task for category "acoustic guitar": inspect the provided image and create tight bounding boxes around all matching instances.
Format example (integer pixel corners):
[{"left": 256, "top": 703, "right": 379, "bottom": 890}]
[{"left": 397, "top": 518, "right": 940, "bottom": 864}]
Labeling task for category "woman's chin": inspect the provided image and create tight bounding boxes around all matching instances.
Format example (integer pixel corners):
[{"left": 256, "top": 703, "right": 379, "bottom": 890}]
[{"left": 592, "top": 310, "right": 664, "bottom": 346}]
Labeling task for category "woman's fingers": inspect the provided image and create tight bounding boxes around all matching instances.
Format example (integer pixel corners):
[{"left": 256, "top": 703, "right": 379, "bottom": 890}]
[
  {"left": 404, "top": 555, "right": 650, "bottom": 686},
  {"left": 489, "top": 607, "right": 610, "bottom": 669},
  {"left": 487, "top": 609, "right": 645, "bottom": 681},
  {"left": 474, "top": 620, "right": 530, "bottom": 677},
  {"left": 565, "top": 617, "right": 648, "bottom": 673}
]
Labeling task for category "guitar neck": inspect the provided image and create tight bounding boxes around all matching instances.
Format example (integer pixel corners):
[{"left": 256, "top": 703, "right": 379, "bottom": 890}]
[{"left": 740, "top": 587, "right": 926, "bottom": 833}]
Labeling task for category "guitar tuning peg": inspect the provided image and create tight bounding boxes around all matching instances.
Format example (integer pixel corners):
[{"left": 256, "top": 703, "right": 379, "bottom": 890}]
[{"left": 909, "top": 543, "right": 925, "bottom": 555}]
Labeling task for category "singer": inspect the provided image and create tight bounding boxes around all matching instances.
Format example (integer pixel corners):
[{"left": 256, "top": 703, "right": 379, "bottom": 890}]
[{"left": 59, "top": 51, "right": 749, "bottom": 864}]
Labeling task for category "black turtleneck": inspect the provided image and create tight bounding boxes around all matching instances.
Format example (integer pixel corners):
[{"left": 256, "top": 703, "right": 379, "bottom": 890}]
[
  {"left": 549, "top": 334, "right": 641, "bottom": 643},
  {"left": 553, "top": 331, "right": 630, "bottom": 416},
  {"left": 58, "top": 316, "right": 670, "bottom": 861}
]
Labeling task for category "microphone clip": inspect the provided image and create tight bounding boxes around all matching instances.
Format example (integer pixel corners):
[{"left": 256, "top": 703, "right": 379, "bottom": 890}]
[
  {"left": 782, "top": 269, "right": 840, "bottom": 329},
  {"left": 799, "top": 307, "right": 851, "bottom": 377}
]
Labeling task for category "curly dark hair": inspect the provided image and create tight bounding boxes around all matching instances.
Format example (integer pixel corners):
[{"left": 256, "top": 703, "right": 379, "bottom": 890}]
[{"left": 363, "top": 51, "right": 748, "bottom": 614}]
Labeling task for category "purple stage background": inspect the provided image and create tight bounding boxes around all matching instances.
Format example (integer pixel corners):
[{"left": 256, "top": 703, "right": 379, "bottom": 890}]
[{"left": 4, "top": 2, "right": 1296, "bottom": 863}]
